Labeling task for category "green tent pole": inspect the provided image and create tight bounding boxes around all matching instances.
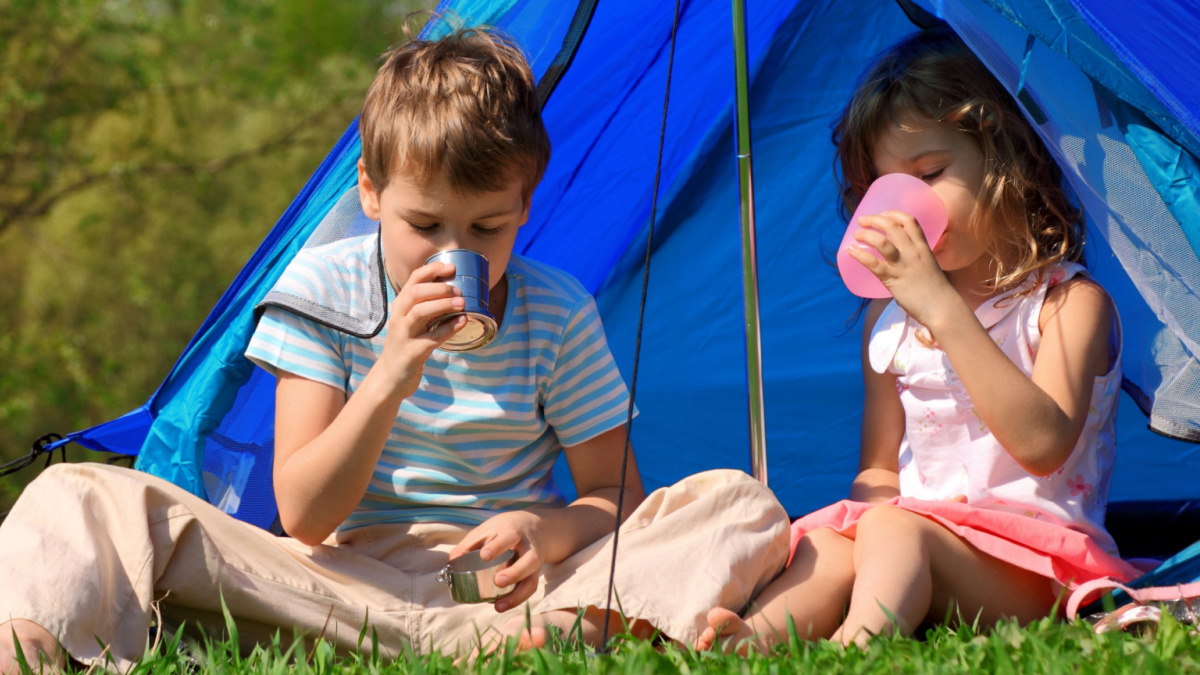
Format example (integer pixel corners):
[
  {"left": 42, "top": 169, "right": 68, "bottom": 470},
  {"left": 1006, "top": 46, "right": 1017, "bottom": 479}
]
[{"left": 732, "top": 0, "right": 768, "bottom": 485}]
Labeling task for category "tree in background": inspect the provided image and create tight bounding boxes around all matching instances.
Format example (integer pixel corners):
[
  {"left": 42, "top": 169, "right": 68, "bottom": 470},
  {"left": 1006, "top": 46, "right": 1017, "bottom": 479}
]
[{"left": 0, "top": 0, "right": 432, "bottom": 510}]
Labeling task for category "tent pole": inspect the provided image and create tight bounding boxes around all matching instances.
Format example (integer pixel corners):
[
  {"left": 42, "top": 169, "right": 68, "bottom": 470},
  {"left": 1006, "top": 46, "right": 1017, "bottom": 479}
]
[{"left": 732, "top": 0, "right": 768, "bottom": 486}]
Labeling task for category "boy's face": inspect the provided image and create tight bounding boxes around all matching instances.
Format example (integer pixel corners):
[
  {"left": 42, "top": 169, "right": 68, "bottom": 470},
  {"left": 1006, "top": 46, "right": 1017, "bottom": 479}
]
[{"left": 358, "top": 159, "right": 530, "bottom": 291}]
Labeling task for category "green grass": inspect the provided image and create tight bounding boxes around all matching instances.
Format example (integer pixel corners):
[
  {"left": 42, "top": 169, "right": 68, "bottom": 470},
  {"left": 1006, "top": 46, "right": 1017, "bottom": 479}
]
[{"left": 20, "top": 613, "right": 1200, "bottom": 675}]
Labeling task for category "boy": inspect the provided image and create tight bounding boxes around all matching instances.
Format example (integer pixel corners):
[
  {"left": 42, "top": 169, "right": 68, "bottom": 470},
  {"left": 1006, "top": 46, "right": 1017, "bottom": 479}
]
[{"left": 0, "top": 27, "right": 788, "bottom": 671}]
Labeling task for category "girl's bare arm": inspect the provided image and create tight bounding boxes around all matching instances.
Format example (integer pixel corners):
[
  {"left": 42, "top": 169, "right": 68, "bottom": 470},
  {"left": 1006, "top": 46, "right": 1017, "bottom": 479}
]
[
  {"left": 850, "top": 212, "right": 1111, "bottom": 477},
  {"left": 851, "top": 299, "right": 904, "bottom": 503},
  {"left": 922, "top": 277, "right": 1111, "bottom": 476}
]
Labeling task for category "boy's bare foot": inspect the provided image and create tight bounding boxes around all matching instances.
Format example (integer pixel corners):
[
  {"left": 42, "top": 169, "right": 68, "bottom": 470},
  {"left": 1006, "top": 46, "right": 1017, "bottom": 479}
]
[
  {"left": 463, "top": 614, "right": 549, "bottom": 663},
  {"left": 695, "top": 607, "right": 758, "bottom": 654},
  {"left": 0, "top": 620, "right": 66, "bottom": 674},
  {"left": 497, "top": 614, "right": 549, "bottom": 651},
  {"left": 466, "top": 606, "right": 659, "bottom": 662}
]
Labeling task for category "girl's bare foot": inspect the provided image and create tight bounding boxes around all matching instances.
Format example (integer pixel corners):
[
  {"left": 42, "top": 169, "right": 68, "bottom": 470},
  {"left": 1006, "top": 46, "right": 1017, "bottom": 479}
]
[
  {"left": 695, "top": 607, "right": 757, "bottom": 654},
  {"left": 0, "top": 620, "right": 66, "bottom": 674},
  {"left": 832, "top": 622, "right": 875, "bottom": 649}
]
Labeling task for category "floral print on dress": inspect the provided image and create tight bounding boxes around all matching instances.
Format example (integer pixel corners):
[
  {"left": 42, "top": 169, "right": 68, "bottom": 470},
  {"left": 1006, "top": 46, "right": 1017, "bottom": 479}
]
[
  {"left": 1067, "top": 475, "right": 1093, "bottom": 501},
  {"left": 916, "top": 408, "right": 945, "bottom": 437}
]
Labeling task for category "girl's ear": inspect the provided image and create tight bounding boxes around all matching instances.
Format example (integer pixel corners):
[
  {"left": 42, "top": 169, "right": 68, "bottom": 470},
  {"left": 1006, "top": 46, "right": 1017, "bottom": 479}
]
[{"left": 357, "top": 158, "right": 382, "bottom": 221}]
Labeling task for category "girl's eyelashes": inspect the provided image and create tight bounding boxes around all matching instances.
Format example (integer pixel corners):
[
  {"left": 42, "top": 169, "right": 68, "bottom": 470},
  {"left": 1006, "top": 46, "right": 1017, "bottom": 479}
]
[
  {"left": 473, "top": 224, "right": 504, "bottom": 236},
  {"left": 920, "top": 168, "right": 945, "bottom": 181},
  {"left": 409, "top": 222, "right": 439, "bottom": 232}
]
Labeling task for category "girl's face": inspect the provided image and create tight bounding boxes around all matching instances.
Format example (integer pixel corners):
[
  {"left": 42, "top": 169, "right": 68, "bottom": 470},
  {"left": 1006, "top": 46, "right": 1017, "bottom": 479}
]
[{"left": 871, "top": 117, "right": 989, "bottom": 276}]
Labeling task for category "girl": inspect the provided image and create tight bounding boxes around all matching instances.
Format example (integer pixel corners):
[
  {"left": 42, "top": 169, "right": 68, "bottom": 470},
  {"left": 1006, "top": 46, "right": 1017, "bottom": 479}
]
[{"left": 697, "top": 25, "right": 1140, "bottom": 651}]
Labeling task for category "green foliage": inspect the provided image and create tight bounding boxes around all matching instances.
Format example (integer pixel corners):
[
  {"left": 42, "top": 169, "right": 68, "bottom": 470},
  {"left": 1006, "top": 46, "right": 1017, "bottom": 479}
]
[
  {"left": 47, "top": 617, "right": 1200, "bottom": 675},
  {"left": 0, "top": 0, "right": 431, "bottom": 508}
]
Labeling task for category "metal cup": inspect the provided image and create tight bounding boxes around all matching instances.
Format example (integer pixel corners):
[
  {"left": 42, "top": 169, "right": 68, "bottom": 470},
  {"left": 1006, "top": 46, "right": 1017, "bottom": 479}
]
[
  {"left": 424, "top": 249, "right": 498, "bottom": 351},
  {"left": 436, "top": 549, "right": 516, "bottom": 604}
]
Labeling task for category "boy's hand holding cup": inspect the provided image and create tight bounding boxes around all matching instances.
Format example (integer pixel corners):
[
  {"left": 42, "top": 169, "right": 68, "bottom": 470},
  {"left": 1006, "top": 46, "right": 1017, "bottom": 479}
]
[
  {"left": 378, "top": 261, "right": 468, "bottom": 399},
  {"left": 424, "top": 249, "right": 498, "bottom": 352}
]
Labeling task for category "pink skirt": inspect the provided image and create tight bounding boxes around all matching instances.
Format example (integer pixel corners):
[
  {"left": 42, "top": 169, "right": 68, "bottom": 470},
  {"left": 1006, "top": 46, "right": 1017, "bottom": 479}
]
[{"left": 790, "top": 498, "right": 1141, "bottom": 589}]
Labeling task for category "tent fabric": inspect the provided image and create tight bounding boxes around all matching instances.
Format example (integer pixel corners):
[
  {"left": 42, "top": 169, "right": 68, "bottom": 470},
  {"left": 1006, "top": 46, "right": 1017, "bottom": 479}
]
[
  {"left": 131, "top": 127, "right": 362, "bottom": 506},
  {"left": 54, "top": 0, "right": 1200, "bottom": 551},
  {"left": 594, "top": 0, "right": 1200, "bottom": 517},
  {"left": 941, "top": 0, "right": 1200, "bottom": 442},
  {"left": 1066, "top": 0, "right": 1200, "bottom": 152}
]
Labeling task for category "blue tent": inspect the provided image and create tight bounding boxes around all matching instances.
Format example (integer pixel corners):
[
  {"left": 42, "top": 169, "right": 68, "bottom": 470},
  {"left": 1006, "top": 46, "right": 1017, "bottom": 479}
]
[{"left": 35, "top": 0, "right": 1200, "bottom": 561}]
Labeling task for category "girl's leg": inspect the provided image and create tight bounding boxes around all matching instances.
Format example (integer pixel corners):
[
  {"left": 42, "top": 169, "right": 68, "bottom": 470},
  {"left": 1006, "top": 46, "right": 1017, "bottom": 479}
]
[
  {"left": 697, "top": 527, "right": 855, "bottom": 652},
  {"left": 835, "top": 505, "right": 1056, "bottom": 647}
]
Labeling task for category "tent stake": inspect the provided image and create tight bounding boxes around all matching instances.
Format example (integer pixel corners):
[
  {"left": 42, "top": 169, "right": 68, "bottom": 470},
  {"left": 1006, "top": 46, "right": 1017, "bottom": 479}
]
[{"left": 732, "top": 0, "right": 768, "bottom": 485}]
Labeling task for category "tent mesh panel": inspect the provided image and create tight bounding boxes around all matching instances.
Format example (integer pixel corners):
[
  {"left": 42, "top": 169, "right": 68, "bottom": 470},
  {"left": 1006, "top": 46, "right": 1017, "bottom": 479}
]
[
  {"left": 202, "top": 188, "right": 387, "bottom": 531},
  {"left": 947, "top": 0, "right": 1200, "bottom": 442}
]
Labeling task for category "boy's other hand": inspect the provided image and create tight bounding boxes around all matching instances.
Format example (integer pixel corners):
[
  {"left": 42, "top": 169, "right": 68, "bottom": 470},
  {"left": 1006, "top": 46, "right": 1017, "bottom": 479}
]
[
  {"left": 376, "top": 261, "right": 466, "bottom": 399},
  {"left": 450, "top": 510, "right": 546, "bottom": 612}
]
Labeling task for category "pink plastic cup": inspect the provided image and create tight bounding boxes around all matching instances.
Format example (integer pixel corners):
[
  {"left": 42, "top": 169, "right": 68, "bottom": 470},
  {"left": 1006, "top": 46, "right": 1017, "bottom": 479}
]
[{"left": 836, "top": 173, "right": 949, "bottom": 298}]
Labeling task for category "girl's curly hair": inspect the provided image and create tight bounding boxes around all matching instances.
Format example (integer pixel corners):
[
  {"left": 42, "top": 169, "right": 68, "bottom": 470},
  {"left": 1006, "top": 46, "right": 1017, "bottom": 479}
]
[{"left": 834, "top": 25, "right": 1083, "bottom": 294}]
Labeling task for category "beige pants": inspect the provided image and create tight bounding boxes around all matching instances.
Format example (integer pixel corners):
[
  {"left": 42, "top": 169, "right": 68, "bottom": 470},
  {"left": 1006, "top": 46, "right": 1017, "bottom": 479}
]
[{"left": 0, "top": 463, "right": 787, "bottom": 670}]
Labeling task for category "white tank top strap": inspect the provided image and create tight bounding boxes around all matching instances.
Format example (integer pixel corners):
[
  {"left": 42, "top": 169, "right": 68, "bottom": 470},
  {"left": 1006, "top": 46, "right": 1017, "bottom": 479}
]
[{"left": 868, "top": 300, "right": 909, "bottom": 374}]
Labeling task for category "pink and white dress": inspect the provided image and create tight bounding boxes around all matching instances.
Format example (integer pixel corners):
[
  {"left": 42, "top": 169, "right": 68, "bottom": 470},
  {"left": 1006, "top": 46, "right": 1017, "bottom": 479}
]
[{"left": 790, "top": 263, "right": 1140, "bottom": 588}]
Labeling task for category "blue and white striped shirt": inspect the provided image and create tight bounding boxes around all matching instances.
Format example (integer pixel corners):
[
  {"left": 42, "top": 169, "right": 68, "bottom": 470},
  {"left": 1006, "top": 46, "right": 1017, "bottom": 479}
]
[{"left": 246, "top": 236, "right": 633, "bottom": 529}]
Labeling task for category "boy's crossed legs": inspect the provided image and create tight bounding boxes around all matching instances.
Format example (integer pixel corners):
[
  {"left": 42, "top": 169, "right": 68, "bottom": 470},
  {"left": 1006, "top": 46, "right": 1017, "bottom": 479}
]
[
  {"left": 698, "top": 505, "right": 1058, "bottom": 652},
  {"left": 0, "top": 465, "right": 783, "bottom": 667}
]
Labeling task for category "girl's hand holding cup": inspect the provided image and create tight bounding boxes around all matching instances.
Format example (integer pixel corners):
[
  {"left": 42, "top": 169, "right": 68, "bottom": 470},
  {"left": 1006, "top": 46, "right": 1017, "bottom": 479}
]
[{"left": 838, "top": 173, "right": 955, "bottom": 325}]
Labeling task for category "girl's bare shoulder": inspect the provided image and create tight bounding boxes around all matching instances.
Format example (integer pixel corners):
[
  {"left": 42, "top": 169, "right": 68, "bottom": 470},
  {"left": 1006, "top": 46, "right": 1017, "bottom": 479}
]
[{"left": 1040, "top": 275, "right": 1111, "bottom": 331}]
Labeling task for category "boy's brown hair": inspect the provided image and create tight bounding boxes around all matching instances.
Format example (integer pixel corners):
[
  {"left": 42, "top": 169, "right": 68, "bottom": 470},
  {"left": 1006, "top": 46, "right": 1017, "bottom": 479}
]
[
  {"left": 834, "top": 25, "right": 1084, "bottom": 293},
  {"left": 360, "top": 24, "right": 550, "bottom": 200}
]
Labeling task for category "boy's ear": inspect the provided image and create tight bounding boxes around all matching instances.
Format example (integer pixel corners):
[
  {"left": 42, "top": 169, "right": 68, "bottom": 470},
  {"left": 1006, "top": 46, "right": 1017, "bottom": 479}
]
[
  {"left": 518, "top": 189, "right": 533, "bottom": 227},
  {"left": 357, "top": 158, "right": 382, "bottom": 221},
  {"left": 518, "top": 200, "right": 531, "bottom": 227}
]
